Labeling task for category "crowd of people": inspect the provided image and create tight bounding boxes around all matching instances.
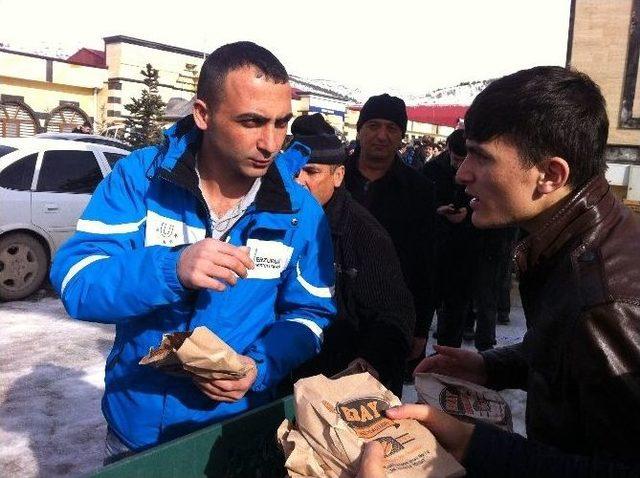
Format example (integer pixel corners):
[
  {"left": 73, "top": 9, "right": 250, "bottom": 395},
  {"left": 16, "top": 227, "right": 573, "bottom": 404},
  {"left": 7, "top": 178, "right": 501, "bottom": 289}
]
[
  {"left": 400, "top": 137, "right": 446, "bottom": 170},
  {"left": 49, "top": 41, "right": 640, "bottom": 476}
]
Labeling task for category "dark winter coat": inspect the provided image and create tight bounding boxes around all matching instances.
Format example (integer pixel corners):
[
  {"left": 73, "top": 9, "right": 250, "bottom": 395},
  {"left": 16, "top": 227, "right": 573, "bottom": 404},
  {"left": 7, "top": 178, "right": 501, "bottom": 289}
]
[
  {"left": 344, "top": 155, "right": 436, "bottom": 339},
  {"left": 295, "top": 187, "right": 415, "bottom": 396},
  {"left": 464, "top": 175, "right": 640, "bottom": 477},
  {"left": 423, "top": 150, "right": 477, "bottom": 306}
]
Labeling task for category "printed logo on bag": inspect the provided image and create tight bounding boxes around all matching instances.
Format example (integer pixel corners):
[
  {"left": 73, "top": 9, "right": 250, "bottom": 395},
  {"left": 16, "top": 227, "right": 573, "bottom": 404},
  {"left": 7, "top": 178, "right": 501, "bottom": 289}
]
[
  {"left": 374, "top": 434, "right": 416, "bottom": 457},
  {"left": 332, "top": 397, "right": 399, "bottom": 439},
  {"left": 439, "top": 385, "right": 509, "bottom": 423},
  {"left": 245, "top": 238, "right": 293, "bottom": 280}
]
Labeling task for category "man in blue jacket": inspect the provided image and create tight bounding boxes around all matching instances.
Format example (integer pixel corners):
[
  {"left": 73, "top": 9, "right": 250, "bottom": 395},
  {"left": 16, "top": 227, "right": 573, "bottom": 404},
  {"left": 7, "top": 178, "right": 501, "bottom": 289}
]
[{"left": 50, "top": 41, "right": 336, "bottom": 461}]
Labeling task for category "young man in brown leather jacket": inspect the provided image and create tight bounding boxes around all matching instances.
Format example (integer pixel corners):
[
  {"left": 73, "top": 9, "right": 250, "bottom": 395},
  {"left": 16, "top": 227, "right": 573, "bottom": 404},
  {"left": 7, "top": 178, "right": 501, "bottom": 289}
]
[{"left": 358, "top": 66, "right": 640, "bottom": 477}]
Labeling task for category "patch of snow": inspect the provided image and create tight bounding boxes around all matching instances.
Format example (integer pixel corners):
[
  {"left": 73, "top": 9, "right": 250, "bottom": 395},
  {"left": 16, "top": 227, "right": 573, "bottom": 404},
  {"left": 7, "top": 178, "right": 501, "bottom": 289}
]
[{"left": 0, "top": 294, "right": 114, "bottom": 477}]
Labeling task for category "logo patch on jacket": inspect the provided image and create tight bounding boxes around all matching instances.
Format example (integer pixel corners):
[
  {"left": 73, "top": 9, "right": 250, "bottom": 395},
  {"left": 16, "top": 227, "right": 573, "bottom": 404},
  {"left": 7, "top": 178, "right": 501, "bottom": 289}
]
[
  {"left": 245, "top": 238, "right": 293, "bottom": 279},
  {"left": 145, "top": 210, "right": 205, "bottom": 247}
]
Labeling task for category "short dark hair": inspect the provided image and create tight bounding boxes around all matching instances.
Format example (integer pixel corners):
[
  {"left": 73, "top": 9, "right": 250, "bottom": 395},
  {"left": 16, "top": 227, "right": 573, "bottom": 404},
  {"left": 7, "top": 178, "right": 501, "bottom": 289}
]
[
  {"left": 196, "top": 41, "right": 289, "bottom": 110},
  {"left": 446, "top": 129, "right": 467, "bottom": 156},
  {"left": 464, "top": 66, "right": 609, "bottom": 188}
]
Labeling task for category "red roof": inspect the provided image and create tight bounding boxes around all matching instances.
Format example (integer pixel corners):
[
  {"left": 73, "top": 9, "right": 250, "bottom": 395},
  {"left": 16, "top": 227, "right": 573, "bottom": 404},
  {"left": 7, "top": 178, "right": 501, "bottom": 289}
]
[
  {"left": 291, "top": 87, "right": 303, "bottom": 100},
  {"left": 66, "top": 48, "right": 106, "bottom": 67},
  {"left": 406, "top": 105, "right": 468, "bottom": 127}
]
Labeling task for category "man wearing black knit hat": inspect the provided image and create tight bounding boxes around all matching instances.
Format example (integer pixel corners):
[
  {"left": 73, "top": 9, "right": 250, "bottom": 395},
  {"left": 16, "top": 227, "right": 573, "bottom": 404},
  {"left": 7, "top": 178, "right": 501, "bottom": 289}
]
[
  {"left": 345, "top": 94, "right": 437, "bottom": 378},
  {"left": 288, "top": 114, "right": 415, "bottom": 396}
]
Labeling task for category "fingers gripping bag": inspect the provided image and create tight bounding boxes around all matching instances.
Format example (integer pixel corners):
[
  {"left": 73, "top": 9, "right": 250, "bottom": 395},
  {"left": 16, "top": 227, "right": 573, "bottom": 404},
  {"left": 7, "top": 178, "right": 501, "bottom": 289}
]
[
  {"left": 278, "top": 372, "right": 465, "bottom": 478},
  {"left": 415, "top": 373, "right": 513, "bottom": 432},
  {"left": 139, "top": 326, "right": 254, "bottom": 380}
]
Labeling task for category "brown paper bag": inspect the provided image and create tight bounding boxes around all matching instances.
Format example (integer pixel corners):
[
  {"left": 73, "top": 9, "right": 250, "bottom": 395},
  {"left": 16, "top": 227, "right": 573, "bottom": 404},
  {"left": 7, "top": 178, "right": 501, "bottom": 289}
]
[
  {"left": 415, "top": 373, "right": 512, "bottom": 432},
  {"left": 278, "top": 372, "right": 465, "bottom": 478},
  {"left": 139, "top": 326, "right": 253, "bottom": 380}
]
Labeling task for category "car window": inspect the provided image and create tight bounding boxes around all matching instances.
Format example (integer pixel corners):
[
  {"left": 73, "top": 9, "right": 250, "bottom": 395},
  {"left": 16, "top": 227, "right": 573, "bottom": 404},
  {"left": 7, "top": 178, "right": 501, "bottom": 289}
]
[
  {"left": 0, "top": 153, "right": 37, "bottom": 191},
  {"left": 0, "top": 145, "right": 18, "bottom": 159},
  {"left": 37, "top": 150, "right": 103, "bottom": 194},
  {"left": 104, "top": 152, "right": 126, "bottom": 169}
]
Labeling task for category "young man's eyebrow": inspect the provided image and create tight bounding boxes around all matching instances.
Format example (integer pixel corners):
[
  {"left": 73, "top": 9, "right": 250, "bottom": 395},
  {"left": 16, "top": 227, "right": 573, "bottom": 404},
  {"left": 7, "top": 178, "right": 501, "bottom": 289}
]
[{"left": 467, "top": 143, "right": 494, "bottom": 160}]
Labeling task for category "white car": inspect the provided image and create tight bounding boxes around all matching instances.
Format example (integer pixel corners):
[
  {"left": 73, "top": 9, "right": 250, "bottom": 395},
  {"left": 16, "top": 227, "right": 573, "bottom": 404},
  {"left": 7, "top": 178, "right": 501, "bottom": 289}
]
[{"left": 0, "top": 137, "right": 129, "bottom": 301}]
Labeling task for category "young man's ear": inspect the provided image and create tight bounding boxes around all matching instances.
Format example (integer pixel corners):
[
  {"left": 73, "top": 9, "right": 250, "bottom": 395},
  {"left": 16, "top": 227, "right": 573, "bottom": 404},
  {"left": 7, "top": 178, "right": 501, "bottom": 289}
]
[
  {"left": 192, "top": 99, "right": 211, "bottom": 131},
  {"left": 536, "top": 157, "right": 571, "bottom": 194}
]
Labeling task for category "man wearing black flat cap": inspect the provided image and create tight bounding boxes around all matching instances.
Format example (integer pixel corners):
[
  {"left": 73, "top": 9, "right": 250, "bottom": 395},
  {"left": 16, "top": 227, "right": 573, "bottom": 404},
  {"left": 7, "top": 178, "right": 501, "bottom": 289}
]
[
  {"left": 289, "top": 113, "right": 415, "bottom": 396},
  {"left": 345, "top": 94, "right": 437, "bottom": 377}
]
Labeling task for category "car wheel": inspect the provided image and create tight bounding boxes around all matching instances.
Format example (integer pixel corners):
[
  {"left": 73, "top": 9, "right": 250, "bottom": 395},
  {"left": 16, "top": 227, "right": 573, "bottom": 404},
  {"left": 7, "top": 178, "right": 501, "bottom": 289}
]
[{"left": 0, "top": 233, "right": 49, "bottom": 301}]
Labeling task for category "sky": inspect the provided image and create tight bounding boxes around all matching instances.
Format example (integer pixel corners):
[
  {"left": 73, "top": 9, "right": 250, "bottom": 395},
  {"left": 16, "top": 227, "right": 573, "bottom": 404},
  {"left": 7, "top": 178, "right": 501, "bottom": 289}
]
[{"left": 0, "top": 0, "right": 571, "bottom": 95}]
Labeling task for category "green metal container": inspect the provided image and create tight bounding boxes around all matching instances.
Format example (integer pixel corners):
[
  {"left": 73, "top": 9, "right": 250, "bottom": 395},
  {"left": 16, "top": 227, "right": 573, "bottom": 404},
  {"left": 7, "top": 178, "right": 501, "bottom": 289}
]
[{"left": 88, "top": 395, "right": 295, "bottom": 478}]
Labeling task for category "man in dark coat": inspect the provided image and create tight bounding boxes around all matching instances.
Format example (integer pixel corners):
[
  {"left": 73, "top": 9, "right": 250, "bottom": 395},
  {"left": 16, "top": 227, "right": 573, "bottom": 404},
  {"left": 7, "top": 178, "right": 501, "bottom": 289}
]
[
  {"left": 360, "top": 67, "right": 640, "bottom": 477},
  {"left": 344, "top": 94, "right": 437, "bottom": 373},
  {"left": 289, "top": 114, "right": 415, "bottom": 396},
  {"left": 423, "top": 129, "right": 478, "bottom": 348}
]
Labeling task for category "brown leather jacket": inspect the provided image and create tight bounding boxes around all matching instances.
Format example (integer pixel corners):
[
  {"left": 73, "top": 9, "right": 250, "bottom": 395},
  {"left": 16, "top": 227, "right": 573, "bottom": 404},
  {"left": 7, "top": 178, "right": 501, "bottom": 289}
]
[{"left": 482, "top": 174, "right": 640, "bottom": 463}]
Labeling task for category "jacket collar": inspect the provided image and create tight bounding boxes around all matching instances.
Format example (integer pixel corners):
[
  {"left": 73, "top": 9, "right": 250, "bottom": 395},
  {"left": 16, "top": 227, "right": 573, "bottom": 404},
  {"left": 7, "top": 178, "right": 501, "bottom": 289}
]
[
  {"left": 158, "top": 115, "right": 293, "bottom": 213},
  {"left": 324, "top": 186, "right": 350, "bottom": 236},
  {"left": 346, "top": 152, "right": 407, "bottom": 185},
  {"left": 514, "top": 174, "right": 615, "bottom": 273}
]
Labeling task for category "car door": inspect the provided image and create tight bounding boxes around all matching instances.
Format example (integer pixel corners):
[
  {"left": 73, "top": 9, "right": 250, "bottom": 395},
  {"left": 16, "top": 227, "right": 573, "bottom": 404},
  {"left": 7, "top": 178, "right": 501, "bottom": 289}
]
[
  {"left": 31, "top": 146, "right": 105, "bottom": 252},
  {"left": 0, "top": 149, "right": 38, "bottom": 234}
]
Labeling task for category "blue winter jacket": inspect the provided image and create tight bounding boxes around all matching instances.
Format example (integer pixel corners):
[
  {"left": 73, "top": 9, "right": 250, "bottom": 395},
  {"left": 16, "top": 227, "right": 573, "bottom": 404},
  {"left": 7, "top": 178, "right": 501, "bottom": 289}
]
[{"left": 50, "top": 116, "right": 336, "bottom": 450}]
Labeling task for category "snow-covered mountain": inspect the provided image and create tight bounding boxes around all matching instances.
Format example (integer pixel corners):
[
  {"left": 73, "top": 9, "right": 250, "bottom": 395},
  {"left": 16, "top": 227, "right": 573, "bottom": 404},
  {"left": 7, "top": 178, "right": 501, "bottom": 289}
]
[
  {"left": 0, "top": 41, "right": 78, "bottom": 59},
  {"left": 403, "top": 79, "right": 493, "bottom": 106},
  {"left": 289, "top": 75, "right": 492, "bottom": 106}
]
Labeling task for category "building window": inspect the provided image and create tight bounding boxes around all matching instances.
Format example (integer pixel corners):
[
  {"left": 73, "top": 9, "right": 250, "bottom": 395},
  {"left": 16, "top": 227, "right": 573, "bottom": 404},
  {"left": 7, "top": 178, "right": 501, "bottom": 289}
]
[
  {"left": 45, "top": 105, "right": 90, "bottom": 133},
  {"left": 0, "top": 101, "right": 40, "bottom": 137},
  {"left": 621, "top": 0, "right": 640, "bottom": 129}
]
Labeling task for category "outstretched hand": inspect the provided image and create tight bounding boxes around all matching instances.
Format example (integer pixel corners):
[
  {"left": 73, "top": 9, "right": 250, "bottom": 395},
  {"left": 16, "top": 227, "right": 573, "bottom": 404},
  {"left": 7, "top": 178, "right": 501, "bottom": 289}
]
[{"left": 413, "top": 345, "right": 487, "bottom": 385}]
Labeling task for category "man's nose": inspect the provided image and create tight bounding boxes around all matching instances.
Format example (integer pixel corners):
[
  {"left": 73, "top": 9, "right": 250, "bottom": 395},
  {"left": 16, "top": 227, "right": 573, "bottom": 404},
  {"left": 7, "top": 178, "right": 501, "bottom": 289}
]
[
  {"left": 455, "top": 157, "right": 471, "bottom": 185},
  {"left": 295, "top": 171, "right": 308, "bottom": 188},
  {"left": 374, "top": 126, "right": 391, "bottom": 142},
  {"left": 257, "top": 126, "right": 279, "bottom": 157}
]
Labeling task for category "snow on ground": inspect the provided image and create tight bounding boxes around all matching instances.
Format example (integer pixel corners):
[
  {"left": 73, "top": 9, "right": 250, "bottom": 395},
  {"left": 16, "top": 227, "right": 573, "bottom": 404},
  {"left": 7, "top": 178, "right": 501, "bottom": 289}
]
[
  {"left": 1, "top": 284, "right": 527, "bottom": 477},
  {"left": 0, "top": 288, "right": 114, "bottom": 477}
]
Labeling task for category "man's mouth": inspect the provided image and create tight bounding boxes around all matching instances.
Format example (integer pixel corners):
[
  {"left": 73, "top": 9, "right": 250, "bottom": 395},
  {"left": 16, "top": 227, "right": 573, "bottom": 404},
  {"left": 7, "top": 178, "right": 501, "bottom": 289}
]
[
  {"left": 249, "top": 158, "right": 272, "bottom": 168},
  {"left": 467, "top": 191, "right": 480, "bottom": 208}
]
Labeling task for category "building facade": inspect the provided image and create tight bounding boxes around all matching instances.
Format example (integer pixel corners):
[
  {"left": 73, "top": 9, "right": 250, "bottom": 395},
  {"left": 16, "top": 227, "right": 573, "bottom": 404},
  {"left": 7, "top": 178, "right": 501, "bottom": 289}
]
[{"left": 567, "top": 0, "right": 640, "bottom": 202}]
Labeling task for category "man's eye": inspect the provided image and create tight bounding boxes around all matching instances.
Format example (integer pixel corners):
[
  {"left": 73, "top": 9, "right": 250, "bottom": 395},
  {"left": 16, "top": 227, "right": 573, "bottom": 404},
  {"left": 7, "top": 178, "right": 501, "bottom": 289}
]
[{"left": 241, "top": 120, "right": 259, "bottom": 127}]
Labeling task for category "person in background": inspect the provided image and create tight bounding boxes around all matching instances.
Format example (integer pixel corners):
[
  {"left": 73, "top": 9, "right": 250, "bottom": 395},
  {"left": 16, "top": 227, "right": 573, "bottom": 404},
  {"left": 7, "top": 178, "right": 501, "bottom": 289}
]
[
  {"left": 287, "top": 113, "right": 415, "bottom": 397},
  {"left": 344, "top": 94, "right": 437, "bottom": 380}
]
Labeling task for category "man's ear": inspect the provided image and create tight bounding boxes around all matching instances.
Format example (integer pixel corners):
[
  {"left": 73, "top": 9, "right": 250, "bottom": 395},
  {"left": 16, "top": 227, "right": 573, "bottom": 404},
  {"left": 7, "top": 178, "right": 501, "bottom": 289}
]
[
  {"left": 193, "top": 99, "right": 211, "bottom": 131},
  {"left": 536, "top": 157, "right": 570, "bottom": 194},
  {"left": 333, "top": 165, "right": 346, "bottom": 188}
]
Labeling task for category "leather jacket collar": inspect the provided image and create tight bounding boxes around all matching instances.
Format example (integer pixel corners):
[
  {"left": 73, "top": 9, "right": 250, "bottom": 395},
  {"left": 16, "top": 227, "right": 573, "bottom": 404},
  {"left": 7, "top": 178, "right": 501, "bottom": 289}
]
[{"left": 514, "top": 174, "right": 616, "bottom": 273}]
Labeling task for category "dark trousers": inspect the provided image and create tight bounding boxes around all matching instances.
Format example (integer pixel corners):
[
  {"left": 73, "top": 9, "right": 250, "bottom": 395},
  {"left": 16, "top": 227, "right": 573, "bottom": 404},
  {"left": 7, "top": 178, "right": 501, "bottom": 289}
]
[{"left": 437, "top": 268, "right": 473, "bottom": 348}]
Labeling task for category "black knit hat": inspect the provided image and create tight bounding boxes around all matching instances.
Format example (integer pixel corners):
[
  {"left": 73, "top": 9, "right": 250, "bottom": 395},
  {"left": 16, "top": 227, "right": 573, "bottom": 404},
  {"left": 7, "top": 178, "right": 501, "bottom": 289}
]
[
  {"left": 356, "top": 93, "right": 407, "bottom": 134},
  {"left": 291, "top": 113, "right": 335, "bottom": 136},
  {"left": 291, "top": 114, "right": 345, "bottom": 165}
]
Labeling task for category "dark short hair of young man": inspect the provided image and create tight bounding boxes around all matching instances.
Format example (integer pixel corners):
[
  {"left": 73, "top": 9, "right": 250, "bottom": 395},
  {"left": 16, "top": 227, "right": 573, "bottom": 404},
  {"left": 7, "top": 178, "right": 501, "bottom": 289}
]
[
  {"left": 196, "top": 41, "right": 289, "bottom": 111},
  {"left": 464, "top": 66, "right": 609, "bottom": 188}
]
